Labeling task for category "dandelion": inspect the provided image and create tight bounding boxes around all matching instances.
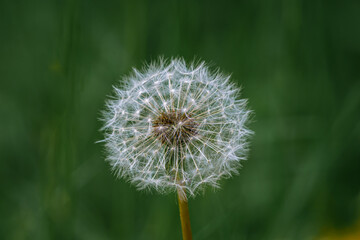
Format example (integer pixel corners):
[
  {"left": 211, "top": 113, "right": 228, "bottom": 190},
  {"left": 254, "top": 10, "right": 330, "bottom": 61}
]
[{"left": 100, "top": 58, "right": 252, "bottom": 239}]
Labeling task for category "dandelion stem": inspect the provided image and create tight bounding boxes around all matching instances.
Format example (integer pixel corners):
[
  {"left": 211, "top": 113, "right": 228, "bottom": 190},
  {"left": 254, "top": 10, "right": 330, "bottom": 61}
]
[{"left": 177, "top": 188, "right": 192, "bottom": 240}]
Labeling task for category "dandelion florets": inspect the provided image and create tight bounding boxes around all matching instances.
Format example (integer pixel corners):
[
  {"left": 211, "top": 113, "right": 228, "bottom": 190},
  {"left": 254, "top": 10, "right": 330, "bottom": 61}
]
[{"left": 101, "top": 58, "right": 252, "bottom": 197}]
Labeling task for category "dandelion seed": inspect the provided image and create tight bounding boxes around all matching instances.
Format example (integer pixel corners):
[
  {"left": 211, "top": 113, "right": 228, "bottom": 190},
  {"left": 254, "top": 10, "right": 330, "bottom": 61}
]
[{"left": 101, "top": 57, "right": 252, "bottom": 196}]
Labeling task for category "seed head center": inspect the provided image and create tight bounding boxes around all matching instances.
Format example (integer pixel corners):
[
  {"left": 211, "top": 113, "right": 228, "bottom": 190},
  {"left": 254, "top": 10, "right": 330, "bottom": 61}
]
[{"left": 152, "top": 111, "right": 198, "bottom": 146}]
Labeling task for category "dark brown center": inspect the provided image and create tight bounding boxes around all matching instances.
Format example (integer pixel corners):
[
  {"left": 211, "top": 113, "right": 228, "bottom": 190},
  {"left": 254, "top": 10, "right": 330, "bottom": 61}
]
[{"left": 152, "top": 111, "right": 198, "bottom": 147}]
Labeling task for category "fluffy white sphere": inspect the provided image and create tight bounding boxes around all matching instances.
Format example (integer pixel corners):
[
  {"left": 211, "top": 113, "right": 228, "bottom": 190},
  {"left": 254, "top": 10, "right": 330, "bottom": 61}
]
[{"left": 101, "top": 58, "right": 252, "bottom": 197}]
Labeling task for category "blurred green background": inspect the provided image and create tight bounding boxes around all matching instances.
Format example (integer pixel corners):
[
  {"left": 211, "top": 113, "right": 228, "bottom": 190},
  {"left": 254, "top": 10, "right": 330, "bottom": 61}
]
[{"left": 1, "top": 0, "right": 360, "bottom": 239}]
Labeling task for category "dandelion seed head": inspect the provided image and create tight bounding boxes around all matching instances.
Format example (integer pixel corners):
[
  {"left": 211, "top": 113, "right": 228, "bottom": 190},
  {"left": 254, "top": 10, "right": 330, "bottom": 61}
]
[{"left": 101, "top": 58, "right": 253, "bottom": 197}]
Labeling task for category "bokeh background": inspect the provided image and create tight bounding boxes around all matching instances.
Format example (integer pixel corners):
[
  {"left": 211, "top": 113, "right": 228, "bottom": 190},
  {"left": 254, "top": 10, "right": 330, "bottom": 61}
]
[{"left": 1, "top": 0, "right": 360, "bottom": 239}]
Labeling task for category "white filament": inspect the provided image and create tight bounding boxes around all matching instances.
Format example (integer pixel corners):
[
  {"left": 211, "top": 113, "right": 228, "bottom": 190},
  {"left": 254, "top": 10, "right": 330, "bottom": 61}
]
[{"left": 101, "top": 58, "right": 252, "bottom": 197}]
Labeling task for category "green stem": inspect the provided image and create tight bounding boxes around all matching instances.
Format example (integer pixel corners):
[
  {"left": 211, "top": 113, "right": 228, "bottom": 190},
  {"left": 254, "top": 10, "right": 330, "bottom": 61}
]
[{"left": 177, "top": 188, "right": 193, "bottom": 240}]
